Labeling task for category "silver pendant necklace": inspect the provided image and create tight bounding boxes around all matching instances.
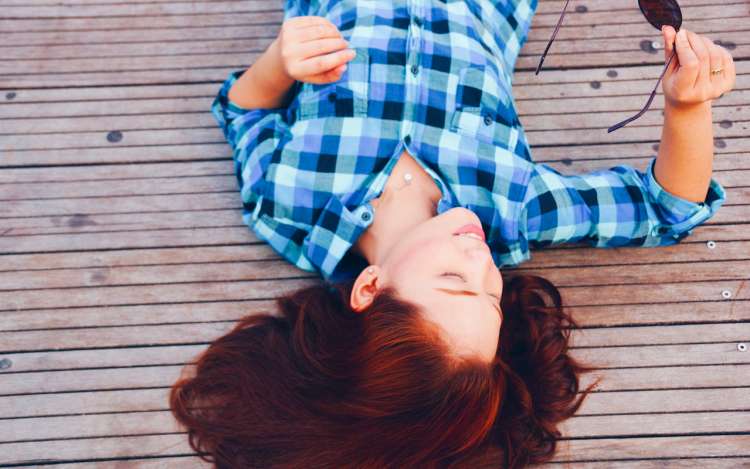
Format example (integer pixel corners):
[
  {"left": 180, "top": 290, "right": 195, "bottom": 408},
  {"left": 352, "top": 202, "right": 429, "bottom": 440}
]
[{"left": 393, "top": 172, "right": 413, "bottom": 191}]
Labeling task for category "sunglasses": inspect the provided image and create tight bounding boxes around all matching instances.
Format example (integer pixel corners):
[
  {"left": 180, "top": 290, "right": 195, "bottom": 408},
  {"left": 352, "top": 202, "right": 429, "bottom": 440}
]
[{"left": 536, "top": 0, "right": 682, "bottom": 133}]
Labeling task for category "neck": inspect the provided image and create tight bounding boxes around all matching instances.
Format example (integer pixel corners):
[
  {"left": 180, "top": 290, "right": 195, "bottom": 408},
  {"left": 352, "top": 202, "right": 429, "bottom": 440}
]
[{"left": 354, "top": 179, "right": 438, "bottom": 266}]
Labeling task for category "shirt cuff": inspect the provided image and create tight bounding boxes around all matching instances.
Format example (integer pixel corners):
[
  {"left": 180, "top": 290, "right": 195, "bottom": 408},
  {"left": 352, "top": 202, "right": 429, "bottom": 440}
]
[
  {"left": 644, "top": 157, "right": 726, "bottom": 234},
  {"left": 211, "top": 70, "right": 290, "bottom": 148}
]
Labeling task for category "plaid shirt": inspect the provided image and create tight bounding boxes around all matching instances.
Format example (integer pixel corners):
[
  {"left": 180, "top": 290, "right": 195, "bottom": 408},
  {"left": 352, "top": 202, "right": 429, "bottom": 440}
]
[{"left": 212, "top": 0, "right": 726, "bottom": 282}]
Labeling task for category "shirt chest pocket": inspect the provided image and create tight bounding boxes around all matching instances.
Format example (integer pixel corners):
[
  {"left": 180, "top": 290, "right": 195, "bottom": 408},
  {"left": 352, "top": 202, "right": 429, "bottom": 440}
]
[
  {"left": 295, "top": 48, "right": 370, "bottom": 121},
  {"left": 450, "top": 65, "right": 520, "bottom": 150}
]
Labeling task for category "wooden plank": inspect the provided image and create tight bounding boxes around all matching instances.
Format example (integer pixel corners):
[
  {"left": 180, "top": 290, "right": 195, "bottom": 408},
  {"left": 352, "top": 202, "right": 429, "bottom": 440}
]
[
  {"left": 0, "top": 1, "right": 282, "bottom": 18},
  {"left": 580, "top": 364, "right": 750, "bottom": 391},
  {"left": 1, "top": 209, "right": 747, "bottom": 254},
  {"left": 3, "top": 361, "right": 749, "bottom": 399},
  {"left": 0, "top": 112, "right": 218, "bottom": 136},
  {"left": 1, "top": 85, "right": 745, "bottom": 136},
  {"left": 0, "top": 67, "right": 241, "bottom": 88},
  {"left": 0, "top": 103, "right": 750, "bottom": 149},
  {"left": 541, "top": 459, "right": 750, "bottom": 469},
  {"left": 2, "top": 184, "right": 747, "bottom": 220},
  {"left": 45, "top": 458, "right": 209, "bottom": 469},
  {"left": 0, "top": 235, "right": 744, "bottom": 273},
  {"left": 0, "top": 245, "right": 275, "bottom": 273},
  {"left": 0, "top": 83, "right": 216, "bottom": 104},
  {"left": 550, "top": 435, "right": 750, "bottom": 463},
  {"left": 0, "top": 257, "right": 746, "bottom": 292},
  {"left": 0, "top": 300, "right": 275, "bottom": 332},
  {"left": 0, "top": 31, "right": 745, "bottom": 89},
  {"left": 0, "top": 143, "right": 231, "bottom": 167},
  {"left": 0, "top": 264, "right": 747, "bottom": 308},
  {"left": 0, "top": 0, "right": 728, "bottom": 11},
  {"left": 0, "top": 24, "right": 744, "bottom": 63},
  {"left": 0, "top": 277, "right": 321, "bottom": 311},
  {"left": 0, "top": 37, "right": 273, "bottom": 61},
  {"left": 3, "top": 384, "right": 746, "bottom": 421},
  {"left": 1, "top": 127, "right": 223, "bottom": 151},
  {"left": 0, "top": 23, "right": 280, "bottom": 47},
  {"left": 0, "top": 96, "right": 213, "bottom": 119},
  {"left": 562, "top": 280, "right": 750, "bottom": 306},
  {"left": 0, "top": 161, "right": 229, "bottom": 184},
  {"left": 3, "top": 318, "right": 746, "bottom": 353},
  {"left": 567, "top": 301, "right": 750, "bottom": 327},
  {"left": 0, "top": 364, "right": 193, "bottom": 395},
  {"left": 0, "top": 223, "right": 747, "bottom": 263},
  {"left": 575, "top": 387, "right": 750, "bottom": 416},
  {"left": 3, "top": 338, "right": 747, "bottom": 376},
  {"left": 0, "top": 434, "right": 196, "bottom": 467},
  {"left": 3, "top": 433, "right": 749, "bottom": 467},
  {"left": 3, "top": 407, "right": 748, "bottom": 445}
]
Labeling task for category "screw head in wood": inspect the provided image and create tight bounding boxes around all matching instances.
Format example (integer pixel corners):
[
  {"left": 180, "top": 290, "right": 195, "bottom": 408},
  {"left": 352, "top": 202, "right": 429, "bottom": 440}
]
[
  {"left": 707, "top": 241, "right": 716, "bottom": 249},
  {"left": 722, "top": 290, "right": 732, "bottom": 299},
  {"left": 738, "top": 343, "right": 747, "bottom": 352}
]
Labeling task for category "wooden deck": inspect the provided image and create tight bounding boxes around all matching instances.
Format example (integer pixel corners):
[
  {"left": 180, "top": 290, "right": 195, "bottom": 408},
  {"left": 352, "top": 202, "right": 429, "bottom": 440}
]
[{"left": 1, "top": 0, "right": 749, "bottom": 466}]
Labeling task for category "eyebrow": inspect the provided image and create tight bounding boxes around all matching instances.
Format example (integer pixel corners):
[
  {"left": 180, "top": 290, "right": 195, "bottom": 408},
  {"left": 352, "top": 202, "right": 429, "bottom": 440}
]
[{"left": 435, "top": 287, "right": 503, "bottom": 318}]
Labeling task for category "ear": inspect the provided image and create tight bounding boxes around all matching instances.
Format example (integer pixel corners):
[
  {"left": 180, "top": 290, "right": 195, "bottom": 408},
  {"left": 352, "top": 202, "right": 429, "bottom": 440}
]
[{"left": 350, "top": 266, "right": 381, "bottom": 312}]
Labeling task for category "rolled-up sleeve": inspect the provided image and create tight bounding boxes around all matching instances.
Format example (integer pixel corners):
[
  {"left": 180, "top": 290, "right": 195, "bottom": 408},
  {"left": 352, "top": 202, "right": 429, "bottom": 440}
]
[
  {"left": 211, "top": 70, "right": 292, "bottom": 213},
  {"left": 521, "top": 157, "right": 726, "bottom": 249}
]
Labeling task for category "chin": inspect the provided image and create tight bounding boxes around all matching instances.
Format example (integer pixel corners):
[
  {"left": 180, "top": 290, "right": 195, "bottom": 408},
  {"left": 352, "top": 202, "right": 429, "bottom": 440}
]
[{"left": 447, "top": 207, "right": 482, "bottom": 228}]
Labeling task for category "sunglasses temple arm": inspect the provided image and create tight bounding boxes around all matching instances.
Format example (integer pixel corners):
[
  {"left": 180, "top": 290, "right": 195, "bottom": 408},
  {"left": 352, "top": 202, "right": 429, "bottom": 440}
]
[
  {"left": 608, "top": 48, "right": 677, "bottom": 133},
  {"left": 535, "top": 0, "right": 571, "bottom": 75}
]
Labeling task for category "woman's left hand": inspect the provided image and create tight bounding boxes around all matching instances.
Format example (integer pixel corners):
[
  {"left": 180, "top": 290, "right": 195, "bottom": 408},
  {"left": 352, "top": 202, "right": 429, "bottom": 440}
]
[{"left": 661, "top": 25, "right": 736, "bottom": 110}]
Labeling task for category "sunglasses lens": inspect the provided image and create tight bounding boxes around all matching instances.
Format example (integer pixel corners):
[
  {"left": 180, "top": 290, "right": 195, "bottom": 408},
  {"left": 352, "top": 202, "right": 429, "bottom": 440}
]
[{"left": 638, "top": 0, "right": 682, "bottom": 31}]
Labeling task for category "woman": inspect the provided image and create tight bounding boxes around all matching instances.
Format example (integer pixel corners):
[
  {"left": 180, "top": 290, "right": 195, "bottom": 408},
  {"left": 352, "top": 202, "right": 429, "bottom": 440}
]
[{"left": 170, "top": 0, "right": 733, "bottom": 466}]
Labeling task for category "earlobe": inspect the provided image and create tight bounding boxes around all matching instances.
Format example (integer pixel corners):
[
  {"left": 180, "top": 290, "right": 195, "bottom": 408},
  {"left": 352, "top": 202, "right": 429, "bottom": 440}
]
[{"left": 349, "top": 266, "right": 380, "bottom": 313}]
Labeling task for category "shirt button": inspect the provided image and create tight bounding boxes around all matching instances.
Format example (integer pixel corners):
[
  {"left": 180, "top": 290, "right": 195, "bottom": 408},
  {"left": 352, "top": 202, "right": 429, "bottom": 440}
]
[
  {"left": 483, "top": 114, "right": 493, "bottom": 126},
  {"left": 327, "top": 92, "right": 337, "bottom": 102},
  {"left": 414, "top": 17, "right": 423, "bottom": 26},
  {"left": 411, "top": 64, "right": 419, "bottom": 75},
  {"left": 404, "top": 134, "right": 411, "bottom": 145},
  {"left": 361, "top": 211, "right": 372, "bottom": 222}
]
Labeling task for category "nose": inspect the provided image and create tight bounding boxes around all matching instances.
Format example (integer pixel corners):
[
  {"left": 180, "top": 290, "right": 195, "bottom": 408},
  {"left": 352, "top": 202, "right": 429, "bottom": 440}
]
[{"left": 458, "top": 238, "right": 498, "bottom": 281}]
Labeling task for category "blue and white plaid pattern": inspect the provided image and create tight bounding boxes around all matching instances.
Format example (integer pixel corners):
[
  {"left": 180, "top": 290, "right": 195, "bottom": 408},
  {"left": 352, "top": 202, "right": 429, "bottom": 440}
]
[{"left": 213, "top": 0, "right": 726, "bottom": 282}]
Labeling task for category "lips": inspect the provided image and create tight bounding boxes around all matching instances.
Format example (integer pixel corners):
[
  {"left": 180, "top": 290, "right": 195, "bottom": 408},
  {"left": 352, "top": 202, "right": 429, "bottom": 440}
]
[{"left": 453, "top": 223, "right": 486, "bottom": 241}]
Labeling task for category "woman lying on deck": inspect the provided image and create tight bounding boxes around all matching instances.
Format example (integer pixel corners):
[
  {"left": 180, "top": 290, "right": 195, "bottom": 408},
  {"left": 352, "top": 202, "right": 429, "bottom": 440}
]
[{"left": 170, "top": 0, "right": 734, "bottom": 466}]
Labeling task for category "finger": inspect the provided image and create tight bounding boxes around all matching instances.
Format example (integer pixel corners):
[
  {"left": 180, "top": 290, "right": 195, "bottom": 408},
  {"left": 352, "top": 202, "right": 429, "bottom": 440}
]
[
  {"left": 294, "top": 37, "right": 349, "bottom": 60},
  {"left": 662, "top": 25, "right": 676, "bottom": 59},
  {"left": 327, "top": 63, "right": 348, "bottom": 80},
  {"left": 705, "top": 37, "right": 724, "bottom": 85},
  {"left": 674, "top": 28, "right": 699, "bottom": 89},
  {"left": 686, "top": 29, "right": 710, "bottom": 87},
  {"left": 724, "top": 47, "right": 736, "bottom": 90},
  {"left": 288, "top": 15, "right": 332, "bottom": 28},
  {"left": 295, "top": 22, "right": 342, "bottom": 43},
  {"left": 719, "top": 47, "right": 736, "bottom": 93},
  {"left": 296, "top": 48, "right": 356, "bottom": 76},
  {"left": 662, "top": 25, "right": 678, "bottom": 75}
]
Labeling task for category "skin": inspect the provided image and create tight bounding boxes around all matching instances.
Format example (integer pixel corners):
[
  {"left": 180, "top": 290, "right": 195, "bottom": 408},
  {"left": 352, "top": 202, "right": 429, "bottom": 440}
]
[
  {"left": 226, "top": 17, "right": 735, "bottom": 361},
  {"left": 349, "top": 151, "right": 504, "bottom": 362}
]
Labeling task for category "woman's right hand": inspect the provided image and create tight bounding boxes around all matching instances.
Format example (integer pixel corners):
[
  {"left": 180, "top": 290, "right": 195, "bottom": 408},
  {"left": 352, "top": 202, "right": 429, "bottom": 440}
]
[{"left": 274, "top": 16, "right": 357, "bottom": 85}]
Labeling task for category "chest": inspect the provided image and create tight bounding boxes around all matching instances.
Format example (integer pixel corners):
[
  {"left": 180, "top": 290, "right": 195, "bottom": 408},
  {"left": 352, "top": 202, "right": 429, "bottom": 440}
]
[{"left": 374, "top": 149, "right": 443, "bottom": 205}]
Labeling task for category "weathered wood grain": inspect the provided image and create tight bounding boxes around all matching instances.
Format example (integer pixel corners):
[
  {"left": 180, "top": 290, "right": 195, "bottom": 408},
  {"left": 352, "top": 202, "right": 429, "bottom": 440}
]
[{"left": 1, "top": 0, "right": 748, "bottom": 465}]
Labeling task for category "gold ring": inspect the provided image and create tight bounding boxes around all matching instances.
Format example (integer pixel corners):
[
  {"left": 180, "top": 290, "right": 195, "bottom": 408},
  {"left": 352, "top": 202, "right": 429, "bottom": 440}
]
[{"left": 710, "top": 68, "right": 724, "bottom": 74}]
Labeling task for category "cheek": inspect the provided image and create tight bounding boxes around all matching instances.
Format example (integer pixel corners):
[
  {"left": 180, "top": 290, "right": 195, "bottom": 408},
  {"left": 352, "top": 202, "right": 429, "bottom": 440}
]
[{"left": 390, "top": 235, "right": 446, "bottom": 275}]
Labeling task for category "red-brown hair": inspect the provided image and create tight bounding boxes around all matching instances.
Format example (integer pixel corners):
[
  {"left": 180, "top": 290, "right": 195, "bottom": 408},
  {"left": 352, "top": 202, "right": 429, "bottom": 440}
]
[{"left": 169, "top": 274, "right": 597, "bottom": 468}]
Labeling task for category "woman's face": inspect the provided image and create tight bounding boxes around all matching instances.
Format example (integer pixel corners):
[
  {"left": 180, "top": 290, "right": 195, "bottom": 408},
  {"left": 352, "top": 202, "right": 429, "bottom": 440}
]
[{"left": 361, "top": 207, "right": 504, "bottom": 362}]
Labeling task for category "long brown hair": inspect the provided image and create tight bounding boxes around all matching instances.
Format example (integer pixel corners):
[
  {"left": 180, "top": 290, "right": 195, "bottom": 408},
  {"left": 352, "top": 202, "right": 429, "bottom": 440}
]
[{"left": 169, "top": 274, "right": 598, "bottom": 468}]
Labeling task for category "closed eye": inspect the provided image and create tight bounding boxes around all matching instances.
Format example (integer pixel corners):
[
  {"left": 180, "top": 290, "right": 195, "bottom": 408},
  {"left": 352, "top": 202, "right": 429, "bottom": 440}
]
[{"left": 442, "top": 271, "right": 502, "bottom": 304}]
